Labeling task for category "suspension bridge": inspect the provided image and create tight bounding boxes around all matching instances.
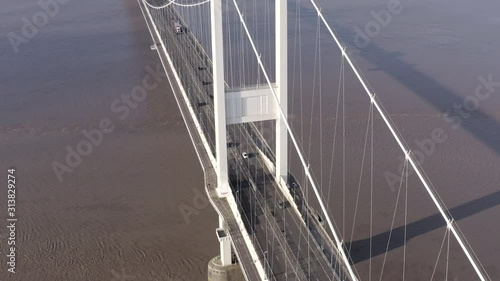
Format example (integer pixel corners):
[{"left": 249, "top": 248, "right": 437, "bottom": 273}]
[{"left": 137, "top": 0, "right": 492, "bottom": 280}]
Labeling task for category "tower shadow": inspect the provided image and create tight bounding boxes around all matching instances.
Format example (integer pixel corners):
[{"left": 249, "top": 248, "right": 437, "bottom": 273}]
[{"left": 346, "top": 189, "right": 500, "bottom": 263}]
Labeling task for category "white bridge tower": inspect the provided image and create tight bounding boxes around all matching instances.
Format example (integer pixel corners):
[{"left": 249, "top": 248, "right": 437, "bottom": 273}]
[{"left": 211, "top": 0, "right": 288, "bottom": 268}]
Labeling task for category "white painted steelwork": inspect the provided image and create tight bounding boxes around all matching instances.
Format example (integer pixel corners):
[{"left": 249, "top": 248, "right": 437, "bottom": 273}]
[
  {"left": 275, "top": 0, "right": 288, "bottom": 186},
  {"left": 225, "top": 85, "right": 279, "bottom": 125},
  {"left": 211, "top": 0, "right": 230, "bottom": 198}
]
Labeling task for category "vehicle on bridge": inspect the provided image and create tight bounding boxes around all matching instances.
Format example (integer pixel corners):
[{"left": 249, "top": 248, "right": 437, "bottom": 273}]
[
  {"left": 174, "top": 22, "right": 182, "bottom": 34},
  {"left": 277, "top": 200, "right": 290, "bottom": 209}
]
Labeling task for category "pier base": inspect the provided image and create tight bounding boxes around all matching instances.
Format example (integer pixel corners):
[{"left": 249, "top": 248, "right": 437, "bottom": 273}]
[{"left": 208, "top": 256, "right": 245, "bottom": 281}]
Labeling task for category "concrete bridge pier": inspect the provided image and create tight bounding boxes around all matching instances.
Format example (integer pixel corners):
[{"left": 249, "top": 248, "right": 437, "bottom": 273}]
[
  {"left": 207, "top": 256, "right": 245, "bottom": 281},
  {"left": 209, "top": 217, "right": 244, "bottom": 281}
]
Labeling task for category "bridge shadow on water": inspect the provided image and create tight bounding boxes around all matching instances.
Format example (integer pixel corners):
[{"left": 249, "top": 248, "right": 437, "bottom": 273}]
[
  {"left": 350, "top": 40, "right": 500, "bottom": 155},
  {"left": 346, "top": 189, "right": 500, "bottom": 263},
  {"left": 291, "top": 4, "right": 500, "bottom": 263},
  {"left": 296, "top": 4, "right": 500, "bottom": 156}
]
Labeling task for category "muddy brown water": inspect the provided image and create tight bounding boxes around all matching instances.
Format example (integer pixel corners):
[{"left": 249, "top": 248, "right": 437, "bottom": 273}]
[{"left": 0, "top": 0, "right": 499, "bottom": 280}]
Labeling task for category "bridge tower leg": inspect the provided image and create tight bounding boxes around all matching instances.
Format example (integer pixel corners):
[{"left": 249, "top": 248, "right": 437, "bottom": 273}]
[
  {"left": 210, "top": 0, "right": 238, "bottom": 276},
  {"left": 275, "top": 0, "right": 288, "bottom": 187},
  {"left": 211, "top": 0, "right": 229, "bottom": 199}
]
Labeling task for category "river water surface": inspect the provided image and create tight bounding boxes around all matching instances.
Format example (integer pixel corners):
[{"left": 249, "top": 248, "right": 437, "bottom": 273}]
[{"left": 0, "top": 0, "right": 499, "bottom": 280}]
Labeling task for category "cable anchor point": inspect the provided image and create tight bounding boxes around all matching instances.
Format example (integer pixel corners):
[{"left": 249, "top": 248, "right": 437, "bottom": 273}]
[
  {"left": 447, "top": 219, "right": 455, "bottom": 229},
  {"left": 405, "top": 149, "right": 411, "bottom": 161},
  {"left": 341, "top": 46, "right": 348, "bottom": 58}
]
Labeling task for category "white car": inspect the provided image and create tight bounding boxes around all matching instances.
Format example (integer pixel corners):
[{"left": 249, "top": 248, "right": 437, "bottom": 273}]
[
  {"left": 241, "top": 152, "right": 249, "bottom": 159},
  {"left": 174, "top": 23, "right": 182, "bottom": 34}
]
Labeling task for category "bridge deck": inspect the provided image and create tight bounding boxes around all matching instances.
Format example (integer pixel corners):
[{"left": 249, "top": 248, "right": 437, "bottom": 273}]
[{"left": 139, "top": 2, "right": 353, "bottom": 280}]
